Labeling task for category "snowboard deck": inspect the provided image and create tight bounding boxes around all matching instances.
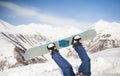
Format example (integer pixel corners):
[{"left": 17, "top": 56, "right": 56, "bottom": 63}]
[{"left": 23, "top": 29, "right": 96, "bottom": 60}]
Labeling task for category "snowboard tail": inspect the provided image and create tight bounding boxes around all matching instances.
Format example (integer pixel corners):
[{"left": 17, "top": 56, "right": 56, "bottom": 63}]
[{"left": 23, "top": 29, "right": 97, "bottom": 60}]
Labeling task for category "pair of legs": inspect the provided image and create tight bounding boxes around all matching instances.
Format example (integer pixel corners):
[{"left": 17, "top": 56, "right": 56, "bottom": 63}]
[{"left": 51, "top": 45, "right": 91, "bottom": 76}]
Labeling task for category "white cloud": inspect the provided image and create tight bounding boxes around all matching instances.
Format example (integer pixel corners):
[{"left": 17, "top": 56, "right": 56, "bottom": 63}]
[
  {"left": 0, "top": 1, "right": 82, "bottom": 27},
  {"left": 0, "top": 1, "right": 39, "bottom": 17}
]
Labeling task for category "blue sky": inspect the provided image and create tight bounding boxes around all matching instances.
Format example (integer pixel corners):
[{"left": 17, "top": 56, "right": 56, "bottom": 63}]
[{"left": 0, "top": 0, "right": 120, "bottom": 27}]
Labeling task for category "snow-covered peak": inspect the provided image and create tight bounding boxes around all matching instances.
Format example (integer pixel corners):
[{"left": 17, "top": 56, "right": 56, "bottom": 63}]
[
  {"left": 91, "top": 19, "right": 120, "bottom": 39},
  {"left": 0, "top": 19, "right": 81, "bottom": 38},
  {"left": 0, "top": 20, "right": 12, "bottom": 30},
  {"left": 92, "top": 19, "right": 120, "bottom": 34},
  {"left": 16, "top": 23, "right": 82, "bottom": 39},
  {"left": 94, "top": 19, "right": 108, "bottom": 25}
]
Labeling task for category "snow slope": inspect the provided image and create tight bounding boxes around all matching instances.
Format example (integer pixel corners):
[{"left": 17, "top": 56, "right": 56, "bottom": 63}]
[
  {"left": 0, "top": 19, "right": 81, "bottom": 67},
  {"left": 0, "top": 19, "right": 120, "bottom": 75},
  {"left": 91, "top": 48, "right": 120, "bottom": 76},
  {"left": 0, "top": 48, "right": 120, "bottom": 76}
]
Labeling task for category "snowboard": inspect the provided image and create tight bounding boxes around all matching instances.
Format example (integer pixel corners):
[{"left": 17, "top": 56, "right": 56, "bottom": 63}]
[{"left": 23, "top": 29, "right": 97, "bottom": 60}]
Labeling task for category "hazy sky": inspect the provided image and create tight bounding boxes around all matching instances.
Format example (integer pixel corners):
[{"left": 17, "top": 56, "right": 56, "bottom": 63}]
[{"left": 0, "top": 0, "right": 120, "bottom": 27}]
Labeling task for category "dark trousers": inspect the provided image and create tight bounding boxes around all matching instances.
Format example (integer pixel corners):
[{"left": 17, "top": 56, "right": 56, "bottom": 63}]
[
  {"left": 52, "top": 52, "right": 75, "bottom": 76},
  {"left": 52, "top": 45, "right": 91, "bottom": 76},
  {"left": 74, "top": 45, "right": 91, "bottom": 76}
]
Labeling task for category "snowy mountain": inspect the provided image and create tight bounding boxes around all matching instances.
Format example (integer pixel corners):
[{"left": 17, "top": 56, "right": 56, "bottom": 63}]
[
  {"left": 0, "top": 19, "right": 120, "bottom": 72},
  {"left": 0, "top": 19, "right": 81, "bottom": 70},
  {"left": 84, "top": 19, "right": 120, "bottom": 53},
  {"left": 0, "top": 19, "right": 14, "bottom": 30},
  {"left": 0, "top": 47, "right": 120, "bottom": 76},
  {"left": 92, "top": 19, "right": 120, "bottom": 36},
  {"left": 0, "top": 20, "right": 48, "bottom": 70}
]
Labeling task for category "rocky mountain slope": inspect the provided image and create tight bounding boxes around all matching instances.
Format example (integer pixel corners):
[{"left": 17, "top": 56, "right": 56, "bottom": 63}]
[
  {"left": 0, "top": 20, "right": 49, "bottom": 70},
  {"left": 0, "top": 19, "right": 81, "bottom": 70},
  {"left": 83, "top": 20, "right": 120, "bottom": 53},
  {"left": 0, "top": 19, "right": 120, "bottom": 70}
]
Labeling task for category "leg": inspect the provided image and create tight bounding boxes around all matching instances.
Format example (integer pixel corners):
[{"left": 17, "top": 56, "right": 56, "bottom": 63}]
[
  {"left": 74, "top": 45, "right": 90, "bottom": 61},
  {"left": 74, "top": 45, "right": 91, "bottom": 76},
  {"left": 78, "top": 62, "right": 84, "bottom": 73},
  {"left": 47, "top": 43, "right": 75, "bottom": 76},
  {"left": 80, "top": 61, "right": 91, "bottom": 76},
  {"left": 52, "top": 52, "right": 75, "bottom": 76},
  {"left": 71, "top": 36, "right": 91, "bottom": 76}
]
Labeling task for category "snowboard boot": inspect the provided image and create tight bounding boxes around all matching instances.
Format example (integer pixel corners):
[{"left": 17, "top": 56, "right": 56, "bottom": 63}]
[
  {"left": 71, "top": 35, "right": 82, "bottom": 48},
  {"left": 47, "top": 43, "right": 58, "bottom": 55}
]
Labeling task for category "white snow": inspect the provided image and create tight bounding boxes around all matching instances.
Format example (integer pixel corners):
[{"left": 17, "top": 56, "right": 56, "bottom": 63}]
[
  {"left": 18, "top": 23, "right": 82, "bottom": 40},
  {"left": 91, "top": 48, "right": 120, "bottom": 76},
  {"left": 92, "top": 19, "right": 120, "bottom": 39},
  {"left": 0, "top": 37, "right": 17, "bottom": 65},
  {"left": 0, "top": 48, "right": 120, "bottom": 76},
  {"left": 0, "top": 19, "right": 120, "bottom": 76},
  {"left": 0, "top": 19, "right": 81, "bottom": 68},
  {"left": 0, "top": 19, "right": 14, "bottom": 30},
  {"left": 0, "top": 20, "right": 81, "bottom": 39}
]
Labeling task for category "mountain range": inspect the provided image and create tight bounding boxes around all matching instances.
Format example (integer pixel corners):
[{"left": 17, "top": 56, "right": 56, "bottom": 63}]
[{"left": 0, "top": 19, "right": 120, "bottom": 70}]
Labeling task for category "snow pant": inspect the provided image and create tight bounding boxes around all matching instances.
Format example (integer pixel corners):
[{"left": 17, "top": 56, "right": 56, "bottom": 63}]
[
  {"left": 52, "top": 52, "right": 75, "bottom": 76},
  {"left": 74, "top": 45, "right": 91, "bottom": 76}
]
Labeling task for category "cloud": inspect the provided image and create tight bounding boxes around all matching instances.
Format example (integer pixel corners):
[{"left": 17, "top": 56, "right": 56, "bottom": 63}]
[
  {"left": 0, "top": 1, "right": 38, "bottom": 16},
  {"left": 0, "top": 1, "right": 81, "bottom": 27}
]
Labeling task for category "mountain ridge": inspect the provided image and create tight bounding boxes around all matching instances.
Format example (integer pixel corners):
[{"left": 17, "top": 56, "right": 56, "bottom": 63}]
[{"left": 0, "top": 19, "right": 120, "bottom": 70}]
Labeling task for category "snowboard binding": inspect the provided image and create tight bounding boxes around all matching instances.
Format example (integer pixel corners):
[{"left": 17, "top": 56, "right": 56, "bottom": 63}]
[
  {"left": 47, "top": 43, "right": 56, "bottom": 50},
  {"left": 47, "top": 43, "right": 58, "bottom": 55},
  {"left": 71, "top": 35, "right": 82, "bottom": 48}
]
